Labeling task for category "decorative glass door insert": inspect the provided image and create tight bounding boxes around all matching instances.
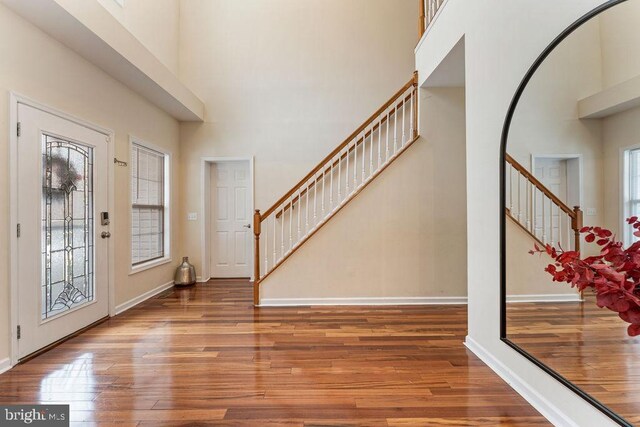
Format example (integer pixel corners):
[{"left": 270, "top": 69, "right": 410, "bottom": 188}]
[{"left": 42, "top": 134, "right": 94, "bottom": 320}]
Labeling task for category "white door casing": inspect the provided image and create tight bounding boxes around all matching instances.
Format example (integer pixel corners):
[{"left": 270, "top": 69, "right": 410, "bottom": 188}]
[
  {"left": 16, "top": 103, "right": 110, "bottom": 359},
  {"left": 210, "top": 161, "right": 252, "bottom": 278}
]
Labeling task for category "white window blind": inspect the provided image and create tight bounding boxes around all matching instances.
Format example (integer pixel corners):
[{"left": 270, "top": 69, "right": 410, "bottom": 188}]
[{"left": 131, "top": 144, "right": 166, "bottom": 266}]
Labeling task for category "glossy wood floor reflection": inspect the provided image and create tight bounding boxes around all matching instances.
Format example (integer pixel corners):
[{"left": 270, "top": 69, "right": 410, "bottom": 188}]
[
  {"left": 0, "top": 280, "right": 548, "bottom": 426},
  {"left": 507, "top": 294, "right": 640, "bottom": 425}
]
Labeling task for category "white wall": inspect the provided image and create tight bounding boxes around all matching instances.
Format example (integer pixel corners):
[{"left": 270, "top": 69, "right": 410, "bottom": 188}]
[
  {"left": 97, "top": 0, "right": 181, "bottom": 75},
  {"left": 417, "top": 1, "right": 619, "bottom": 425},
  {"left": 178, "top": 0, "right": 418, "bottom": 278},
  {"left": 0, "top": 4, "right": 181, "bottom": 363},
  {"left": 261, "top": 87, "right": 468, "bottom": 302}
]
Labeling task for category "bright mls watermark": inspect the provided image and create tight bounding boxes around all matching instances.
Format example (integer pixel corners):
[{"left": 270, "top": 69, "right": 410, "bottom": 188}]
[{"left": 0, "top": 405, "right": 69, "bottom": 426}]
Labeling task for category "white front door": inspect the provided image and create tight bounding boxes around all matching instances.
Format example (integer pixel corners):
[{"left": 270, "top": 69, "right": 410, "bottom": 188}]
[
  {"left": 17, "top": 103, "right": 110, "bottom": 359},
  {"left": 210, "top": 161, "right": 252, "bottom": 278}
]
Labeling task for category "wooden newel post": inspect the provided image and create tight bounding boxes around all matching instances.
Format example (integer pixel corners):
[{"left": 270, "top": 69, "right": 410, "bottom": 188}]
[
  {"left": 572, "top": 206, "right": 583, "bottom": 254},
  {"left": 412, "top": 71, "right": 419, "bottom": 139},
  {"left": 253, "top": 210, "right": 261, "bottom": 306}
]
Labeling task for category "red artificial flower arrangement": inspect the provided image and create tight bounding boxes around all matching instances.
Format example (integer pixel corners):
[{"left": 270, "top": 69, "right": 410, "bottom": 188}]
[{"left": 530, "top": 217, "right": 640, "bottom": 336}]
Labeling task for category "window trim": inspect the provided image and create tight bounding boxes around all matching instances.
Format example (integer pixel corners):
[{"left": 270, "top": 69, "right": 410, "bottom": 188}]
[
  {"left": 621, "top": 144, "right": 640, "bottom": 247},
  {"left": 129, "top": 136, "right": 172, "bottom": 275}
]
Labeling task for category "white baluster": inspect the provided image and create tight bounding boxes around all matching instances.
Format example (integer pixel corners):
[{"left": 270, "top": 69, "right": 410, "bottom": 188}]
[
  {"left": 549, "top": 199, "right": 554, "bottom": 246},
  {"left": 401, "top": 98, "right": 406, "bottom": 147},
  {"left": 517, "top": 171, "right": 522, "bottom": 223},
  {"left": 377, "top": 120, "right": 382, "bottom": 168},
  {"left": 532, "top": 187, "right": 537, "bottom": 238},
  {"left": 280, "top": 204, "right": 284, "bottom": 259},
  {"left": 354, "top": 133, "right": 360, "bottom": 188},
  {"left": 330, "top": 162, "right": 334, "bottom": 208},
  {"left": 297, "top": 188, "right": 301, "bottom": 239},
  {"left": 346, "top": 145, "right": 350, "bottom": 194},
  {"left": 313, "top": 173, "right": 317, "bottom": 223},
  {"left": 273, "top": 214, "right": 276, "bottom": 267},
  {"left": 410, "top": 89, "right": 414, "bottom": 138},
  {"left": 369, "top": 127, "right": 374, "bottom": 177},
  {"left": 567, "top": 212, "right": 571, "bottom": 250},
  {"left": 542, "top": 196, "right": 546, "bottom": 244},
  {"left": 306, "top": 181, "right": 309, "bottom": 230},
  {"left": 394, "top": 104, "right": 398, "bottom": 153},
  {"left": 338, "top": 151, "right": 342, "bottom": 200},
  {"left": 526, "top": 181, "right": 532, "bottom": 232},
  {"left": 386, "top": 112, "right": 390, "bottom": 160},
  {"left": 321, "top": 168, "right": 325, "bottom": 215},
  {"left": 509, "top": 164, "right": 513, "bottom": 215},
  {"left": 288, "top": 198, "right": 292, "bottom": 251},
  {"left": 362, "top": 129, "right": 366, "bottom": 182},
  {"left": 264, "top": 217, "right": 268, "bottom": 272}
]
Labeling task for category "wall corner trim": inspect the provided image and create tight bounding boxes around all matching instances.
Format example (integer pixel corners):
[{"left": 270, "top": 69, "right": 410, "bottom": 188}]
[
  {"left": 259, "top": 296, "right": 468, "bottom": 307},
  {"left": 464, "top": 336, "right": 579, "bottom": 427},
  {"left": 114, "top": 280, "right": 174, "bottom": 315},
  {"left": 0, "top": 358, "right": 12, "bottom": 375}
]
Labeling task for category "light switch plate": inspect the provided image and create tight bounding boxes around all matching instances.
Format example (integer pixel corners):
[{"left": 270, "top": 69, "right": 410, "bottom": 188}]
[
  {"left": 188, "top": 212, "right": 198, "bottom": 221},
  {"left": 586, "top": 208, "right": 597, "bottom": 216}
]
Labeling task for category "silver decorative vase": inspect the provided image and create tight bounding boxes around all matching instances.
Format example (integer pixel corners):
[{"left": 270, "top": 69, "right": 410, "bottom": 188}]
[{"left": 174, "top": 257, "right": 196, "bottom": 286}]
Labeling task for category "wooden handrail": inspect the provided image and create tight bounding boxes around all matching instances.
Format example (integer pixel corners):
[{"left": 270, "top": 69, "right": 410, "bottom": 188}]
[
  {"left": 261, "top": 73, "right": 419, "bottom": 220},
  {"left": 505, "top": 154, "right": 576, "bottom": 217},
  {"left": 275, "top": 91, "right": 416, "bottom": 219}
]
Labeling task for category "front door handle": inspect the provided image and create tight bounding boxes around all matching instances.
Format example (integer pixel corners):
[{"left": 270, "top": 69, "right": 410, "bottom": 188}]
[
  {"left": 101, "top": 231, "right": 111, "bottom": 239},
  {"left": 243, "top": 224, "right": 251, "bottom": 229}
]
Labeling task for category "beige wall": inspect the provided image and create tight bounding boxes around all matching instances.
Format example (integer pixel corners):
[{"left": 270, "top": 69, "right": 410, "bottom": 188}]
[
  {"left": 261, "top": 87, "right": 467, "bottom": 301},
  {"left": 505, "top": 220, "right": 577, "bottom": 298},
  {"left": 508, "top": 18, "right": 604, "bottom": 231},
  {"left": 600, "top": 2, "right": 640, "bottom": 240},
  {"left": 599, "top": 0, "right": 640, "bottom": 88},
  {"left": 603, "top": 106, "right": 640, "bottom": 238},
  {"left": 0, "top": 4, "right": 181, "bottom": 362},
  {"left": 178, "top": 0, "right": 418, "bottom": 277},
  {"left": 97, "top": 0, "right": 180, "bottom": 75}
]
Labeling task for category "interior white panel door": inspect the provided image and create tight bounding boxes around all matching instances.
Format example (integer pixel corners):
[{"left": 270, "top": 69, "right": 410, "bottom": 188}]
[
  {"left": 534, "top": 158, "right": 568, "bottom": 244},
  {"left": 17, "top": 103, "right": 110, "bottom": 359},
  {"left": 210, "top": 161, "right": 252, "bottom": 278}
]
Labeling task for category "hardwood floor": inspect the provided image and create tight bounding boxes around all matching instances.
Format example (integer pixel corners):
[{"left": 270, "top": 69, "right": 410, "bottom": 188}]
[
  {"left": 0, "top": 280, "right": 548, "bottom": 426},
  {"left": 507, "top": 294, "right": 640, "bottom": 425}
]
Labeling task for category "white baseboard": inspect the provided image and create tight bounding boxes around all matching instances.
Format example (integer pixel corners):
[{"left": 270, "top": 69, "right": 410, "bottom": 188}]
[
  {"left": 115, "top": 280, "right": 174, "bottom": 315},
  {"left": 0, "top": 358, "right": 11, "bottom": 375},
  {"left": 259, "top": 296, "right": 467, "bottom": 307},
  {"left": 465, "top": 336, "right": 578, "bottom": 427},
  {"left": 196, "top": 276, "right": 210, "bottom": 283},
  {"left": 507, "top": 294, "right": 582, "bottom": 303}
]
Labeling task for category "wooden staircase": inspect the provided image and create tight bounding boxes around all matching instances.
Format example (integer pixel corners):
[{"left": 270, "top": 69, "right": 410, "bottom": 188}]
[
  {"left": 252, "top": 73, "right": 419, "bottom": 304},
  {"left": 505, "top": 154, "right": 583, "bottom": 253}
]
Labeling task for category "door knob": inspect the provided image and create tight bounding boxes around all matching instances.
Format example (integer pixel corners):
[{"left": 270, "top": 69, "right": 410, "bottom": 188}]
[
  {"left": 243, "top": 224, "right": 251, "bottom": 229},
  {"left": 101, "top": 231, "right": 111, "bottom": 239}
]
